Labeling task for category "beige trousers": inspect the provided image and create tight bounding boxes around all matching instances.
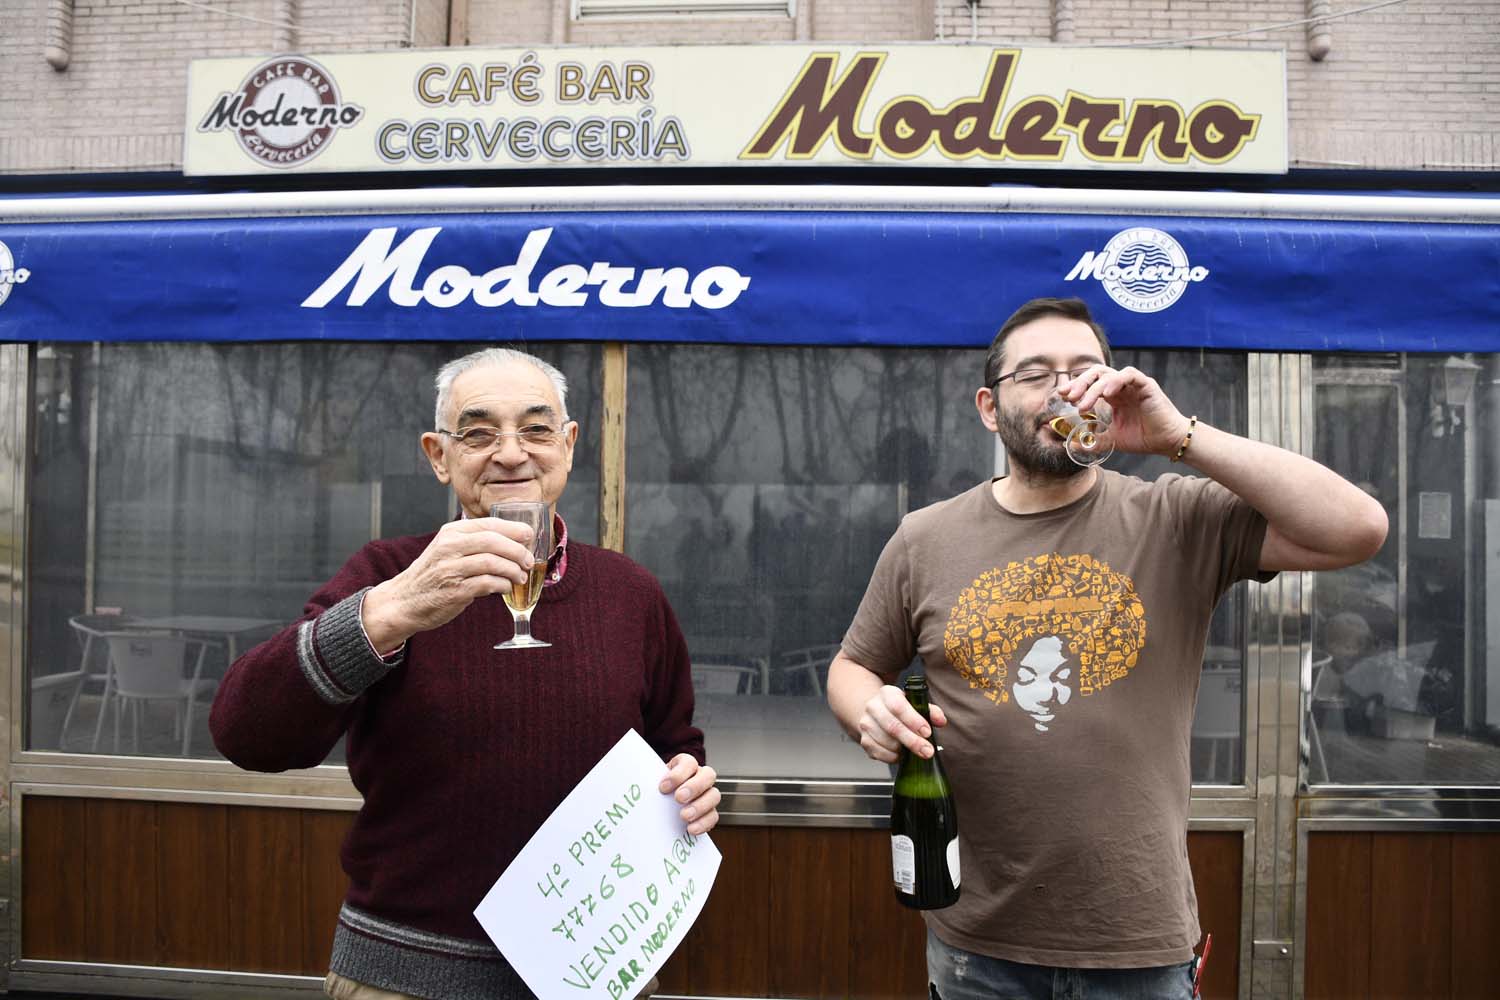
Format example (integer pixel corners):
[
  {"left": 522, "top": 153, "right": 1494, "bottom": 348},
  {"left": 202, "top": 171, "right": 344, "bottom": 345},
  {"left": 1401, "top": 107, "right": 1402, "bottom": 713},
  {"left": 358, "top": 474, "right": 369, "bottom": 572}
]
[
  {"left": 324, "top": 970, "right": 660, "bottom": 999},
  {"left": 324, "top": 972, "right": 418, "bottom": 1000}
]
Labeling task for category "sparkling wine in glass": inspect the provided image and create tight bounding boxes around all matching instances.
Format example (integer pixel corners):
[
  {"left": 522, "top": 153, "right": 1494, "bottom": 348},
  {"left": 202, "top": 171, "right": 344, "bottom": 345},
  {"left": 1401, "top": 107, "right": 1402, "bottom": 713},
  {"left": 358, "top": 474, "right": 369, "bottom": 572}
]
[
  {"left": 491, "top": 500, "right": 551, "bottom": 650},
  {"left": 1043, "top": 394, "right": 1115, "bottom": 467}
]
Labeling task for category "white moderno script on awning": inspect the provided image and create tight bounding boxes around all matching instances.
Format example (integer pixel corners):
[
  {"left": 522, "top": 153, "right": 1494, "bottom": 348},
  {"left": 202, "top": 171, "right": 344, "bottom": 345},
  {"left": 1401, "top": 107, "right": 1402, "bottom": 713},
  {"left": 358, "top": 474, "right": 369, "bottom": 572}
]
[
  {"left": 475, "top": 729, "right": 721, "bottom": 1000},
  {"left": 5, "top": 188, "right": 1497, "bottom": 352}
]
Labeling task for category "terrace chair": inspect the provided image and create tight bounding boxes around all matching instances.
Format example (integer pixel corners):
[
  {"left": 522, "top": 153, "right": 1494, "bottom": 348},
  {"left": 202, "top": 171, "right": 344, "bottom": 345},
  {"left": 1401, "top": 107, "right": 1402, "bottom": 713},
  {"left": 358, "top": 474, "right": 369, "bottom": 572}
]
[
  {"left": 99, "top": 632, "right": 218, "bottom": 756},
  {"left": 690, "top": 661, "right": 762, "bottom": 695},
  {"left": 60, "top": 613, "right": 138, "bottom": 749},
  {"left": 769, "top": 643, "right": 842, "bottom": 696}
]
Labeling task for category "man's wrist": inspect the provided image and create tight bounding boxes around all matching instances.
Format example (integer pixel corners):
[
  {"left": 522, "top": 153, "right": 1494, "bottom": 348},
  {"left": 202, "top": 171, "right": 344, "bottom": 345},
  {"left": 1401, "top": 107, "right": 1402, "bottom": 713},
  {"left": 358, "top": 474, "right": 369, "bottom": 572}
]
[
  {"left": 361, "top": 582, "right": 412, "bottom": 653},
  {"left": 1166, "top": 415, "right": 1199, "bottom": 462}
]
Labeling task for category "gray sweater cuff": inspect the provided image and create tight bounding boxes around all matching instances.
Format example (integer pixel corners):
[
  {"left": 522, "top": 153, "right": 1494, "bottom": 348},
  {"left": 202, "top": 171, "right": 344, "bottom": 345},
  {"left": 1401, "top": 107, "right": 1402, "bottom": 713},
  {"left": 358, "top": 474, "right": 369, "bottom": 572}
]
[{"left": 297, "top": 588, "right": 403, "bottom": 705}]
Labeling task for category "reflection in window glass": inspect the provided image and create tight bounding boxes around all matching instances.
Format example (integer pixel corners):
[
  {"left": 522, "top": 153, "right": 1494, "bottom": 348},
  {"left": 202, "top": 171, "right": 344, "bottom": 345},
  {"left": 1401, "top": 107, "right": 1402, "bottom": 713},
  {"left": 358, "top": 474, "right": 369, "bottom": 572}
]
[
  {"left": 625, "top": 344, "right": 1250, "bottom": 782},
  {"left": 1113, "top": 349, "right": 1251, "bottom": 785},
  {"left": 1310, "top": 353, "right": 1500, "bottom": 786},
  {"left": 28, "top": 342, "right": 601, "bottom": 759}
]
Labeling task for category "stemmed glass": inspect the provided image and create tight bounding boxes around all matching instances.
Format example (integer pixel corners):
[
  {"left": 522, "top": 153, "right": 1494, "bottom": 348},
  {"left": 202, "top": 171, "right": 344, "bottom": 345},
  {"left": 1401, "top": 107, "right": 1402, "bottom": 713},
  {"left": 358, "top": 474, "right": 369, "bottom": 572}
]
[
  {"left": 491, "top": 500, "right": 551, "bottom": 650},
  {"left": 1043, "top": 394, "right": 1115, "bottom": 467}
]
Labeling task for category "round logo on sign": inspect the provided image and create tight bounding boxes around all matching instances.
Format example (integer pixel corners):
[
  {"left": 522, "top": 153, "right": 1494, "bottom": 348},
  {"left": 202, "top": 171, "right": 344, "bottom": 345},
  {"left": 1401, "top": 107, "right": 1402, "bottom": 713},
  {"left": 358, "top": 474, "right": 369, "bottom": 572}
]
[
  {"left": 1097, "top": 227, "right": 1204, "bottom": 314},
  {"left": 0, "top": 241, "right": 32, "bottom": 309},
  {"left": 216, "top": 56, "right": 363, "bottom": 168}
]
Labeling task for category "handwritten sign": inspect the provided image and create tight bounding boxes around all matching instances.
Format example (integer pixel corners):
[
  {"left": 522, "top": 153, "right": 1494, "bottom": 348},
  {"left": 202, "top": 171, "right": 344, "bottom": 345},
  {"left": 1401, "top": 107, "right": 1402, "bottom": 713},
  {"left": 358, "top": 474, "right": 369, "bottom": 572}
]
[{"left": 475, "top": 729, "right": 721, "bottom": 1000}]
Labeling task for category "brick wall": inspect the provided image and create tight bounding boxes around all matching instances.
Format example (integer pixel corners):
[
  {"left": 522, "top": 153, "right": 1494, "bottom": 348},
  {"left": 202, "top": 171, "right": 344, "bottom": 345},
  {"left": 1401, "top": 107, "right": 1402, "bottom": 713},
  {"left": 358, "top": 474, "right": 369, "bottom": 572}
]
[
  {"left": 933, "top": 0, "right": 1500, "bottom": 169},
  {"left": 563, "top": 14, "right": 797, "bottom": 45},
  {"left": 1, "top": 0, "right": 420, "bottom": 174},
  {"left": 411, "top": 0, "right": 449, "bottom": 48},
  {"left": 812, "top": 0, "right": 932, "bottom": 41},
  {"left": 465, "top": 0, "right": 558, "bottom": 44},
  {"left": 1286, "top": 0, "right": 1500, "bottom": 168},
  {"left": 933, "top": 0, "right": 1051, "bottom": 41},
  {"left": 1, "top": 0, "right": 1496, "bottom": 173}
]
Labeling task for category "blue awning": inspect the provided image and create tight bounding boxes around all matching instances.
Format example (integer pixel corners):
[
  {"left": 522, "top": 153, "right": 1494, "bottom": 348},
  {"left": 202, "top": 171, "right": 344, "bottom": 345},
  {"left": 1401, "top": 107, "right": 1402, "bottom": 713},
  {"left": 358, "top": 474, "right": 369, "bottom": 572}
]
[{"left": 1, "top": 192, "right": 1496, "bottom": 352}]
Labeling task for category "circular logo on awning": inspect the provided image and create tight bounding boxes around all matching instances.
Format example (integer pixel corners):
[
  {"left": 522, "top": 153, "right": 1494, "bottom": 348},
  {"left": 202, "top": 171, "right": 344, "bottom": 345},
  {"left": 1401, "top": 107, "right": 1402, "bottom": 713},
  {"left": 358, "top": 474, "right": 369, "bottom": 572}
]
[
  {"left": 1096, "top": 228, "right": 1207, "bottom": 313},
  {"left": 0, "top": 241, "right": 31, "bottom": 309},
  {"left": 197, "top": 56, "right": 363, "bottom": 168}
]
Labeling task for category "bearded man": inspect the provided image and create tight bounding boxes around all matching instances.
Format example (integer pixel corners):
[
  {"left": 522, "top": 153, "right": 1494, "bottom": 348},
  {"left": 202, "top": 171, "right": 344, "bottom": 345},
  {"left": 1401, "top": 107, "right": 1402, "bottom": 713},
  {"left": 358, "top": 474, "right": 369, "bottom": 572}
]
[{"left": 827, "top": 297, "right": 1387, "bottom": 1000}]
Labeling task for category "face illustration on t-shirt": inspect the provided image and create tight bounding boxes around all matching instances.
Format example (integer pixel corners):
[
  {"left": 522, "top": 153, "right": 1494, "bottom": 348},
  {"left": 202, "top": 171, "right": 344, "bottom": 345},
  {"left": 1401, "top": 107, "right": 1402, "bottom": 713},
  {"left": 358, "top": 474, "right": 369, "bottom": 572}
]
[
  {"left": 1012, "top": 635, "right": 1073, "bottom": 732},
  {"left": 942, "top": 553, "right": 1147, "bottom": 734}
]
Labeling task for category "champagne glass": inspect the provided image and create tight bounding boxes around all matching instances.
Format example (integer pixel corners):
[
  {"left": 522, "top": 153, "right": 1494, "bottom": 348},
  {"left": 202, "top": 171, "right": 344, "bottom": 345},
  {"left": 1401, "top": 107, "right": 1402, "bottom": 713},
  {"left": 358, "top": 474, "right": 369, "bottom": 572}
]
[
  {"left": 491, "top": 500, "right": 551, "bottom": 650},
  {"left": 1043, "top": 394, "right": 1115, "bottom": 467}
]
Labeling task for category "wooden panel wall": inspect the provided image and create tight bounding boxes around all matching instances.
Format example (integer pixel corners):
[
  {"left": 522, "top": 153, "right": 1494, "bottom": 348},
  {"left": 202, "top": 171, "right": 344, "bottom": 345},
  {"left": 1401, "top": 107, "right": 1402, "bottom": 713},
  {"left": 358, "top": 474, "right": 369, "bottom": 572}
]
[
  {"left": 1188, "top": 831, "right": 1243, "bottom": 1000},
  {"left": 1305, "top": 831, "right": 1500, "bottom": 1000},
  {"left": 23, "top": 796, "right": 1243, "bottom": 998},
  {"left": 653, "top": 827, "right": 929, "bottom": 999},
  {"left": 23, "top": 796, "right": 350, "bottom": 975}
]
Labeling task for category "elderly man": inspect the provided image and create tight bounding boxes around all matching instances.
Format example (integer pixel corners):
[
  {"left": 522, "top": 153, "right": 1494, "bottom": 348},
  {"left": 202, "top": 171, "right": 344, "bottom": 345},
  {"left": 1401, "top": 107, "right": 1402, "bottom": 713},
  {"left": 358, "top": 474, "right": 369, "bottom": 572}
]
[
  {"left": 211, "top": 347, "right": 718, "bottom": 1000},
  {"left": 829, "top": 297, "right": 1386, "bottom": 1000}
]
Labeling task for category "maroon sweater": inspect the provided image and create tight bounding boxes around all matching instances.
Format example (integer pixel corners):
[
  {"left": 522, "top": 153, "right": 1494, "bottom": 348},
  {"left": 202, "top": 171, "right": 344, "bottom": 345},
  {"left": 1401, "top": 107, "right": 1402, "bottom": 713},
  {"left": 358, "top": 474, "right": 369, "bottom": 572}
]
[{"left": 210, "top": 534, "right": 702, "bottom": 998}]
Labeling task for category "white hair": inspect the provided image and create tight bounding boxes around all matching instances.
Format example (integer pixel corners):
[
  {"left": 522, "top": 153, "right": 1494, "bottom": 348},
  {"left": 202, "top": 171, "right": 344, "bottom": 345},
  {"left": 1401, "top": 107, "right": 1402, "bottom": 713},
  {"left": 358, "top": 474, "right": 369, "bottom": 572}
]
[{"left": 432, "top": 348, "right": 570, "bottom": 430}]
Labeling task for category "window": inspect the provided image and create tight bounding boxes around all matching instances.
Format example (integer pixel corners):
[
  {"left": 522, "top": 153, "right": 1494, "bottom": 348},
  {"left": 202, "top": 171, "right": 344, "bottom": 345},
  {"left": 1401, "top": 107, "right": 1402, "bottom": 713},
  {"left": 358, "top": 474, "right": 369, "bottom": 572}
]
[
  {"left": 1309, "top": 353, "right": 1500, "bottom": 786},
  {"left": 27, "top": 342, "right": 602, "bottom": 759},
  {"left": 624, "top": 343, "right": 1252, "bottom": 782}
]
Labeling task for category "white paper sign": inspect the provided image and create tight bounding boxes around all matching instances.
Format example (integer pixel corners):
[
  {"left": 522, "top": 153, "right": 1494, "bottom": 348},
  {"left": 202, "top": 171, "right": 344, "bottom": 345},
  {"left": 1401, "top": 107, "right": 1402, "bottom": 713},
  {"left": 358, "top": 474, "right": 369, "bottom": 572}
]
[{"left": 475, "top": 729, "right": 721, "bottom": 1000}]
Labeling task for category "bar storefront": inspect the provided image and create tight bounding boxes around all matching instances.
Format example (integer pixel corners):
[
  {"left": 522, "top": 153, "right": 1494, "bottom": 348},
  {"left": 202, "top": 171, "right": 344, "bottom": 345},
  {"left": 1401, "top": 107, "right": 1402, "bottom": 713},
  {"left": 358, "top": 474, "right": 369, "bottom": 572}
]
[{"left": 2, "top": 41, "right": 1499, "bottom": 1000}]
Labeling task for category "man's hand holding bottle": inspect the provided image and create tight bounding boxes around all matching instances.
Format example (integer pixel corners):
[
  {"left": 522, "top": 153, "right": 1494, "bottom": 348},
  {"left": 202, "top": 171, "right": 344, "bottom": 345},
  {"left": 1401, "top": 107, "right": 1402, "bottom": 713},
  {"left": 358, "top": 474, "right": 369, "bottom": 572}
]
[{"left": 856, "top": 683, "right": 949, "bottom": 763}]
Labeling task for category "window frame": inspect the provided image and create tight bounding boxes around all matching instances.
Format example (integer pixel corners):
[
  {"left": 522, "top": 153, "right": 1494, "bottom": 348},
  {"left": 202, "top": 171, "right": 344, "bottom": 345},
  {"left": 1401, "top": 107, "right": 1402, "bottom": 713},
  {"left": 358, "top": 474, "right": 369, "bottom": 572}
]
[{"left": 572, "top": 0, "right": 794, "bottom": 19}]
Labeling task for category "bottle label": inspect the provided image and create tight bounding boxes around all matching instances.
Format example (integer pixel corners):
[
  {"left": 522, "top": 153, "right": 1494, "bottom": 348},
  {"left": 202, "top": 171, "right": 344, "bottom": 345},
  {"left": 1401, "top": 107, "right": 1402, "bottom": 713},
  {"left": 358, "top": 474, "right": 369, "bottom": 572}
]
[
  {"left": 947, "top": 837, "right": 961, "bottom": 888},
  {"left": 891, "top": 835, "right": 916, "bottom": 894}
]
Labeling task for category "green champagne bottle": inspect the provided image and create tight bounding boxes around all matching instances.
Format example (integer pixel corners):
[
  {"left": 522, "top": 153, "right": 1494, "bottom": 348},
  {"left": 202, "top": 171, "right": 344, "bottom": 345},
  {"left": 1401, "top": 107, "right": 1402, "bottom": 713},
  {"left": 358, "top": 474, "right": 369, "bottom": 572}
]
[{"left": 889, "top": 673, "right": 960, "bottom": 909}]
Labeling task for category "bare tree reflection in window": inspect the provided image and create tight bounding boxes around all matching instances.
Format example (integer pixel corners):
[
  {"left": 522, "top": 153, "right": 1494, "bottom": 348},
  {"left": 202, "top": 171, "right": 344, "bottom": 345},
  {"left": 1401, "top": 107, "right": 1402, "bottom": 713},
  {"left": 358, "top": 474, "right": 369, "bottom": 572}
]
[
  {"left": 643, "top": 346, "right": 748, "bottom": 485},
  {"left": 632, "top": 345, "right": 981, "bottom": 676}
]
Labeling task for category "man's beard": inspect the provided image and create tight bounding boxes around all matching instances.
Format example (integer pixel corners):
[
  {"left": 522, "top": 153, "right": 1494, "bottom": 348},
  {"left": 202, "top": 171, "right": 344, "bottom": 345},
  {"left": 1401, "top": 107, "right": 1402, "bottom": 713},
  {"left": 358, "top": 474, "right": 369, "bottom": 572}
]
[{"left": 996, "top": 402, "right": 1088, "bottom": 480}]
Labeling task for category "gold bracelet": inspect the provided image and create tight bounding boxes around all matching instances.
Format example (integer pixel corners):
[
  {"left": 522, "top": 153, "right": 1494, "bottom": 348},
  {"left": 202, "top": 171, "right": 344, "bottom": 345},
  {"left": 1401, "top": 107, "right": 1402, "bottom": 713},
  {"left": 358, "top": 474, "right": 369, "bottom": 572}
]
[{"left": 1170, "top": 415, "right": 1197, "bottom": 463}]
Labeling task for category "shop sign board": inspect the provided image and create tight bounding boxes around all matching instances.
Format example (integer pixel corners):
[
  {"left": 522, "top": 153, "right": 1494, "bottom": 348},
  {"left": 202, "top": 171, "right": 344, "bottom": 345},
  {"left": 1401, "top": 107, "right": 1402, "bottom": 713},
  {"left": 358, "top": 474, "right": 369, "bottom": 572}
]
[
  {"left": 4, "top": 206, "right": 1497, "bottom": 351},
  {"left": 184, "top": 44, "right": 1286, "bottom": 175}
]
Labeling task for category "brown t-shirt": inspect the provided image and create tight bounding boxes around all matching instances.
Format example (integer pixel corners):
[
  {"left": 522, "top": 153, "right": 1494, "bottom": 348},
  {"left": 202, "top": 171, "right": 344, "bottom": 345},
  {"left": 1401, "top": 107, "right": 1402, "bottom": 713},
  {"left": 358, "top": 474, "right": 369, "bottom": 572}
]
[{"left": 843, "top": 470, "right": 1271, "bottom": 968}]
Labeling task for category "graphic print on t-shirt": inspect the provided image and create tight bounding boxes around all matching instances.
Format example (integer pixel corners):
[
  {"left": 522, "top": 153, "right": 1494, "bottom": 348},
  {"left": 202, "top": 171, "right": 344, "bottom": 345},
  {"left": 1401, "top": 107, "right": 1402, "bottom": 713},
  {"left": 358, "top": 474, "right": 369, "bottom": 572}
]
[{"left": 942, "top": 553, "right": 1147, "bottom": 733}]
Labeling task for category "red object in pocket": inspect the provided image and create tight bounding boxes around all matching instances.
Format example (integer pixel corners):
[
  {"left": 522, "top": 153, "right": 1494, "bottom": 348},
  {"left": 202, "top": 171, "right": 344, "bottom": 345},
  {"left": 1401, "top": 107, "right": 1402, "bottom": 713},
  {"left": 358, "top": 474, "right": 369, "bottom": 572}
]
[{"left": 1192, "top": 932, "right": 1213, "bottom": 998}]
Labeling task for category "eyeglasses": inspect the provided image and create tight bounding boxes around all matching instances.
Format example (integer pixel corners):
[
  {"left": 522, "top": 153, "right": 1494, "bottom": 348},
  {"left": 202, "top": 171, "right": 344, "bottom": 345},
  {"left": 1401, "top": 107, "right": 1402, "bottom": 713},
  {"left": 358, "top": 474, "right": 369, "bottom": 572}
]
[
  {"left": 437, "top": 424, "right": 563, "bottom": 453},
  {"left": 992, "top": 367, "right": 1095, "bottom": 390}
]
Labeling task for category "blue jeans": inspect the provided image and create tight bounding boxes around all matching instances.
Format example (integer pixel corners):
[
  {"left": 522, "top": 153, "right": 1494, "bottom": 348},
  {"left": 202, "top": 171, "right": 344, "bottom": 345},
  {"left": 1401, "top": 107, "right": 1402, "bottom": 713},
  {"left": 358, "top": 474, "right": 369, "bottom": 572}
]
[{"left": 927, "top": 930, "right": 1196, "bottom": 1000}]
